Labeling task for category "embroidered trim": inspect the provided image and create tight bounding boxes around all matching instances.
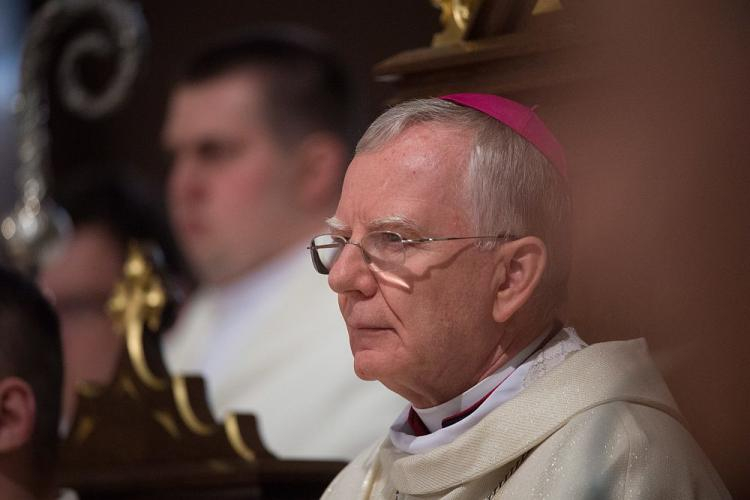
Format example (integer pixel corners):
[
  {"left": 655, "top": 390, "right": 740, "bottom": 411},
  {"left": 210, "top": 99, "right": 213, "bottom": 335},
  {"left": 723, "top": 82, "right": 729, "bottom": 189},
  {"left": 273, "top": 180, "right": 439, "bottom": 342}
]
[
  {"left": 485, "top": 451, "right": 531, "bottom": 499},
  {"left": 391, "top": 451, "right": 530, "bottom": 499}
]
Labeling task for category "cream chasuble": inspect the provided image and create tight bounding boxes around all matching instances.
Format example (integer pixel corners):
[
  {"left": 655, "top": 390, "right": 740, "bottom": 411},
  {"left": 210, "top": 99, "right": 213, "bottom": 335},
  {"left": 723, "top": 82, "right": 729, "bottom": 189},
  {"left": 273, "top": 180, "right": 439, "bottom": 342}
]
[{"left": 322, "top": 337, "right": 730, "bottom": 499}]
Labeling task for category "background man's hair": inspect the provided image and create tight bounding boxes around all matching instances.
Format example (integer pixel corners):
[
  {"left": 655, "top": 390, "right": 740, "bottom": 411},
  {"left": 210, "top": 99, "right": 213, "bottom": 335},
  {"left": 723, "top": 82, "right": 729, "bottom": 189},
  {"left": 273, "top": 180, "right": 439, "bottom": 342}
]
[
  {"left": 0, "top": 266, "right": 62, "bottom": 477},
  {"left": 178, "top": 25, "right": 357, "bottom": 152},
  {"left": 357, "top": 98, "right": 572, "bottom": 331}
]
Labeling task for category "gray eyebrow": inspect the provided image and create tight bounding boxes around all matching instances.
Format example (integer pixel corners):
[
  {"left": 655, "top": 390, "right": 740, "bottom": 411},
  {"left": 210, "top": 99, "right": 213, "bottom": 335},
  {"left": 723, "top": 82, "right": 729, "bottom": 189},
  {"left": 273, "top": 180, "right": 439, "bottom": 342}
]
[
  {"left": 325, "top": 216, "right": 349, "bottom": 232},
  {"left": 325, "top": 214, "right": 424, "bottom": 235},
  {"left": 368, "top": 215, "right": 422, "bottom": 233}
]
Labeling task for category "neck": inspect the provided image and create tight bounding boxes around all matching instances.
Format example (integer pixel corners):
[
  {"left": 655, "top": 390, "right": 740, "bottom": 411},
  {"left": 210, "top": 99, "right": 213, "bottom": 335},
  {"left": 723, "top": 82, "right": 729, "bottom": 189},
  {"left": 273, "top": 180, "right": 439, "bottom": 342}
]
[
  {"left": 0, "top": 446, "right": 58, "bottom": 500},
  {"left": 0, "top": 471, "right": 50, "bottom": 500},
  {"left": 406, "top": 321, "right": 561, "bottom": 409},
  {"left": 205, "top": 217, "right": 328, "bottom": 288}
]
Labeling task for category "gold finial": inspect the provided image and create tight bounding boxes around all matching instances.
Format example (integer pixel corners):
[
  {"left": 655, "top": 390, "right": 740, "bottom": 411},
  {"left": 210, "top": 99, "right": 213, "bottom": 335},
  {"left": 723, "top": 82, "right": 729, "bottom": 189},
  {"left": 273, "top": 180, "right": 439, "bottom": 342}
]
[
  {"left": 172, "top": 376, "right": 216, "bottom": 437},
  {"left": 108, "top": 242, "right": 167, "bottom": 390},
  {"left": 431, "top": 0, "right": 484, "bottom": 47},
  {"left": 225, "top": 414, "right": 258, "bottom": 462},
  {"left": 532, "top": 0, "right": 563, "bottom": 15}
]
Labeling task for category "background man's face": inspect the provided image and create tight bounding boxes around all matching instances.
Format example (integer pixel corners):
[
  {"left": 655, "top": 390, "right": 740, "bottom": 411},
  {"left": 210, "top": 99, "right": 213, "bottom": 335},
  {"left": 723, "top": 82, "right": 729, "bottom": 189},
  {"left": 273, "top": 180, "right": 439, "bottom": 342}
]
[
  {"left": 163, "top": 72, "right": 296, "bottom": 285},
  {"left": 328, "top": 123, "right": 502, "bottom": 407},
  {"left": 37, "top": 224, "right": 124, "bottom": 425}
]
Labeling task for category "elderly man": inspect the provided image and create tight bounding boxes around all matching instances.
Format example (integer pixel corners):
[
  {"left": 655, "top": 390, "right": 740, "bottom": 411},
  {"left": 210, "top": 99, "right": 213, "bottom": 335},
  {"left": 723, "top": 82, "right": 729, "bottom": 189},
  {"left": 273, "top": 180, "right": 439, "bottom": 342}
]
[
  {"left": 311, "top": 94, "right": 730, "bottom": 498},
  {"left": 161, "top": 28, "right": 403, "bottom": 460}
]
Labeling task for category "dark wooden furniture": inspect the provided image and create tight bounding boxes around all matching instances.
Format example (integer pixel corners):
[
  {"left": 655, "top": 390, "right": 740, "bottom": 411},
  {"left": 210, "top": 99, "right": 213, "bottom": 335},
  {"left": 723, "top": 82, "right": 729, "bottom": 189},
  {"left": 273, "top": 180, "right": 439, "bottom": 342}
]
[{"left": 58, "top": 245, "right": 344, "bottom": 499}]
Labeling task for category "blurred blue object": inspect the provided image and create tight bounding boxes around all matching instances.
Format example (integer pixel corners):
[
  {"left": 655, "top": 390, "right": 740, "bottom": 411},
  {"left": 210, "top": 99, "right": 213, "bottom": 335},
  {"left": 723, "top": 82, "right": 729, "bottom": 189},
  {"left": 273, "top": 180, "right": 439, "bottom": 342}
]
[{"left": 0, "top": 0, "right": 27, "bottom": 214}]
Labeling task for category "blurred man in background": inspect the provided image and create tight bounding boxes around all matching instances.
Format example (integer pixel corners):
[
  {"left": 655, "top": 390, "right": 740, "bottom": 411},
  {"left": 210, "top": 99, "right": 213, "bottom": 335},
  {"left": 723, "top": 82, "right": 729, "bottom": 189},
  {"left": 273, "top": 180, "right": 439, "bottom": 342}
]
[
  {"left": 37, "top": 173, "right": 183, "bottom": 430},
  {"left": 0, "top": 266, "right": 63, "bottom": 500},
  {"left": 161, "top": 27, "right": 404, "bottom": 460}
]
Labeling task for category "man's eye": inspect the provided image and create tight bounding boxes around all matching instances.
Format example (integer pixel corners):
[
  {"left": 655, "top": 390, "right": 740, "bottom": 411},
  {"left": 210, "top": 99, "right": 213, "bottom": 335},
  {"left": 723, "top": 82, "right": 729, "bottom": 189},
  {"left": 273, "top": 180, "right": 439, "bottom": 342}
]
[
  {"left": 382, "top": 232, "right": 403, "bottom": 244},
  {"left": 197, "top": 142, "right": 238, "bottom": 163},
  {"left": 369, "top": 232, "right": 403, "bottom": 252},
  {"left": 328, "top": 232, "right": 349, "bottom": 242}
]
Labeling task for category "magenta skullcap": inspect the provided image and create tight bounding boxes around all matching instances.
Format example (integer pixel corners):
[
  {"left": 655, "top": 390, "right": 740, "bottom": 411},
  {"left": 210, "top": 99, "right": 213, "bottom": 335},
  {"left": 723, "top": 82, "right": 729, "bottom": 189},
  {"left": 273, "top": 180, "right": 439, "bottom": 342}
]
[{"left": 440, "top": 93, "right": 567, "bottom": 176}]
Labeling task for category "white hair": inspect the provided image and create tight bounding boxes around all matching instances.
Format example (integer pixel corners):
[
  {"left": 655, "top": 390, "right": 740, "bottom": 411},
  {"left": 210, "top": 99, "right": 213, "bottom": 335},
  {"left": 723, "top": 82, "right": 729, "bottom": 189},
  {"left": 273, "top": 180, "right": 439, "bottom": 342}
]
[{"left": 357, "top": 98, "right": 571, "bottom": 328}]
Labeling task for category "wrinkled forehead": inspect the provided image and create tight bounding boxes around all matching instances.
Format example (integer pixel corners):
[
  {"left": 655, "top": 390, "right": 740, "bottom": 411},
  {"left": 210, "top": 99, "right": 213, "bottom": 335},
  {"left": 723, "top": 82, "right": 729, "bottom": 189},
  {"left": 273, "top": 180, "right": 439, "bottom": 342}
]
[
  {"left": 349, "top": 122, "right": 473, "bottom": 187},
  {"left": 335, "top": 123, "right": 474, "bottom": 233}
]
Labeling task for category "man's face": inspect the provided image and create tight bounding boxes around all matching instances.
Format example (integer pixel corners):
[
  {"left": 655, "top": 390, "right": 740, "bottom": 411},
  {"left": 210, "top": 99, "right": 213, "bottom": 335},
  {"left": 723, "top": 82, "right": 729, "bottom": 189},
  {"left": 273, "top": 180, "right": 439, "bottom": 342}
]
[
  {"left": 163, "top": 72, "right": 296, "bottom": 285},
  {"left": 328, "top": 123, "right": 503, "bottom": 407}
]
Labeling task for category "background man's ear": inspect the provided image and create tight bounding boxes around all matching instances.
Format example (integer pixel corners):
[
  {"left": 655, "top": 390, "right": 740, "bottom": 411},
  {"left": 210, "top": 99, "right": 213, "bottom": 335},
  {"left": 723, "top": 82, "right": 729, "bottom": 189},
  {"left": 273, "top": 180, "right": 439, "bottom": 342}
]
[
  {"left": 493, "top": 236, "right": 547, "bottom": 324},
  {"left": 0, "top": 377, "right": 36, "bottom": 454},
  {"left": 294, "top": 132, "right": 347, "bottom": 209}
]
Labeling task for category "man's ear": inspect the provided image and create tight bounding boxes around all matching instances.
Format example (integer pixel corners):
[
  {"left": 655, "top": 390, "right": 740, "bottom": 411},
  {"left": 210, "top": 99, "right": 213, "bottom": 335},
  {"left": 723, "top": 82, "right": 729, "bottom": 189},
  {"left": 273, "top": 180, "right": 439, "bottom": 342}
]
[
  {"left": 293, "top": 132, "right": 347, "bottom": 209},
  {"left": 492, "top": 236, "right": 547, "bottom": 324},
  {"left": 0, "top": 377, "right": 36, "bottom": 453}
]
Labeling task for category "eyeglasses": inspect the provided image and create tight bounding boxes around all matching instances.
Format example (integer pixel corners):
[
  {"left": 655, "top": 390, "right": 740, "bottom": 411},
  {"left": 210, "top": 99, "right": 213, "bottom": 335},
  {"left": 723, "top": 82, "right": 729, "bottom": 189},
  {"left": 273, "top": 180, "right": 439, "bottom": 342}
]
[{"left": 308, "top": 231, "right": 517, "bottom": 275}]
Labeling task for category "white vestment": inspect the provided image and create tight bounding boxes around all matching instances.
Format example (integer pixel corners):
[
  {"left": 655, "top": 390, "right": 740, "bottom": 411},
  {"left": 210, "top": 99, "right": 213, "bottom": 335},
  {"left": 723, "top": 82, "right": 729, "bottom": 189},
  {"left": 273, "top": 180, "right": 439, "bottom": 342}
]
[
  {"left": 322, "top": 337, "right": 730, "bottom": 499},
  {"left": 162, "top": 246, "right": 405, "bottom": 460}
]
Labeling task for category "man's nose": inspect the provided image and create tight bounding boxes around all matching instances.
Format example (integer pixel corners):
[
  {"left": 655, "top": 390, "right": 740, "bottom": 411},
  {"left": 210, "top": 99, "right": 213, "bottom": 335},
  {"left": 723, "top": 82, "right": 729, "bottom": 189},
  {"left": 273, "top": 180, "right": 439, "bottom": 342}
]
[
  {"left": 328, "top": 242, "right": 377, "bottom": 297},
  {"left": 168, "top": 158, "right": 205, "bottom": 204}
]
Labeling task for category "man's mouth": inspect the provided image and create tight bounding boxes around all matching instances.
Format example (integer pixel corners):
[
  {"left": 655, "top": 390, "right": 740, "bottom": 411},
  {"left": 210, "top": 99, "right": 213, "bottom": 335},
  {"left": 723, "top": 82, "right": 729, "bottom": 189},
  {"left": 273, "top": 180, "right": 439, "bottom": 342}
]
[
  {"left": 346, "top": 323, "right": 395, "bottom": 352},
  {"left": 348, "top": 323, "right": 392, "bottom": 331},
  {"left": 346, "top": 317, "right": 398, "bottom": 338},
  {"left": 177, "top": 217, "right": 206, "bottom": 237}
]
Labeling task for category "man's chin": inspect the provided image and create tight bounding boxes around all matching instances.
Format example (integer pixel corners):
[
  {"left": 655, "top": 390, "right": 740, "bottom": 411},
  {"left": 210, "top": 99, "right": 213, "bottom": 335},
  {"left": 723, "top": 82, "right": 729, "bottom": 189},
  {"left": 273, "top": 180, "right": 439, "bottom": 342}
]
[
  {"left": 191, "top": 255, "right": 242, "bottom": 285},
  {"left": 352, "top": 352, "right": 387, "bottom": 382}
]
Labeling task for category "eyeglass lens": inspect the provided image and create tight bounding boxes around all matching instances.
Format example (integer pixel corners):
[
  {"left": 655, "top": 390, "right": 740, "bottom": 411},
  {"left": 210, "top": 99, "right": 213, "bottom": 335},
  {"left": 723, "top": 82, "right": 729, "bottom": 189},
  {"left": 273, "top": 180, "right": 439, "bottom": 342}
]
[
  {"left": 310, "top": 234, "right": 344, "bottom": 274},
  {"left": 310, "top": 231, "right": 406, "bottom": 274}
]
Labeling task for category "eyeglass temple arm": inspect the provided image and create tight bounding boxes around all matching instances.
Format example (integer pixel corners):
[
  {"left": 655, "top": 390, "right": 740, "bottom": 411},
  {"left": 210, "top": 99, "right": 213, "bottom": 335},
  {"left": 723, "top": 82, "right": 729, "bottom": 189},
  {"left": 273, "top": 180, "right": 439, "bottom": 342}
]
[
  {"left": 307, "top": 234, "right": 518, "bottom": 249},
  {"left": 307, "top": 242, "right": 343, "bottom": 250},
  {"left": 404, "top": 234, "right": 518, "bottom": 244}
]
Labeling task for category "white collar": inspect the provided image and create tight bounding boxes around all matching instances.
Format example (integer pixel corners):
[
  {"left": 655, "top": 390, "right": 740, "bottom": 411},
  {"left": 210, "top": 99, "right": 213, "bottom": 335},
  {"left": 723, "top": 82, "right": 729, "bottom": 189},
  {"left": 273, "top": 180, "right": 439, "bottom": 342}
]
[{"left": 389, "top": 327, "right": 586, "bottom": 454}]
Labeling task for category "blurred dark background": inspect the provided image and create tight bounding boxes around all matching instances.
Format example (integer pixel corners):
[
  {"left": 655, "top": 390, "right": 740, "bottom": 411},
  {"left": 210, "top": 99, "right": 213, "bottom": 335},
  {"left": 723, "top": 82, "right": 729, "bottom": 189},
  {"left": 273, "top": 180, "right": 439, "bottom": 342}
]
[{"left": 3, "top": 0, "right": 440, "bottom": 208}]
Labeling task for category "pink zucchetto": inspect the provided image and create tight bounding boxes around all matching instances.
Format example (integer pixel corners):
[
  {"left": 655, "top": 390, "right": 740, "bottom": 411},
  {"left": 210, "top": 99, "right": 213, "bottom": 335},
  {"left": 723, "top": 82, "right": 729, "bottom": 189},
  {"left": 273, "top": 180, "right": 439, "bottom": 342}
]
[{"left": 440, "top": 93, "right": 567, "bottom": 176}]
